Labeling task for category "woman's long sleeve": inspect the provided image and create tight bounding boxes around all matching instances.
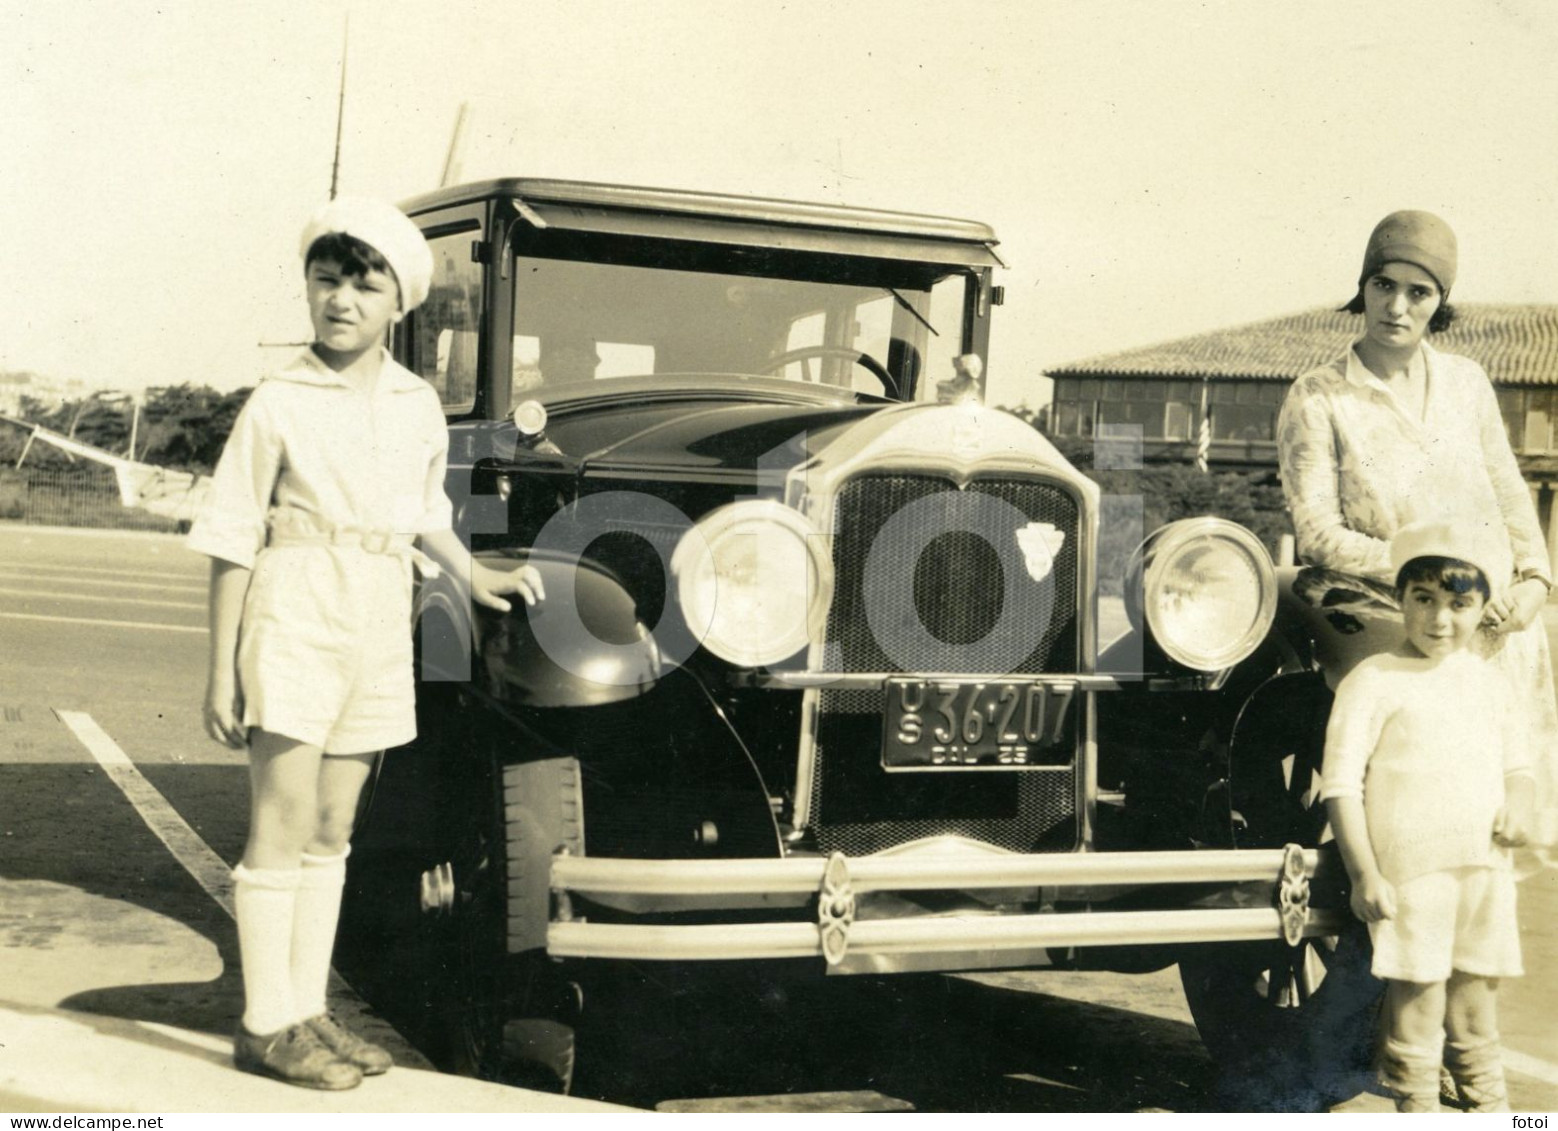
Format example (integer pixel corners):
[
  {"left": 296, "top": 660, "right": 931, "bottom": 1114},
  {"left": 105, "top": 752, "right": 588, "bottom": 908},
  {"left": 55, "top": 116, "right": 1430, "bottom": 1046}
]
[{"left": 1276, "top": 376, "right": 1393, "bottom": 581}]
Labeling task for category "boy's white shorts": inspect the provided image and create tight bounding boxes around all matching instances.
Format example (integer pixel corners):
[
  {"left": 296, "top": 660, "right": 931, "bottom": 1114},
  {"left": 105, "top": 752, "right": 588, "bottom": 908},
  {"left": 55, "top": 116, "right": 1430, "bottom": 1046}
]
[
  {"left": 1369, "top": 865, "right": 1522, "bottom": 983},
  {"left": 237, "top": 546, "right": 418, "bottom": 755}
]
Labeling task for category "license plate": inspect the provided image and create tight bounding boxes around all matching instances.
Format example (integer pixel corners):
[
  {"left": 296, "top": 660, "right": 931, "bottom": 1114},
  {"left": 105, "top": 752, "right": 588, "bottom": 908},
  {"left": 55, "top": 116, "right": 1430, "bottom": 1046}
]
[{"left": 882, "top": 678, "right": 1076, "bottom": 770}]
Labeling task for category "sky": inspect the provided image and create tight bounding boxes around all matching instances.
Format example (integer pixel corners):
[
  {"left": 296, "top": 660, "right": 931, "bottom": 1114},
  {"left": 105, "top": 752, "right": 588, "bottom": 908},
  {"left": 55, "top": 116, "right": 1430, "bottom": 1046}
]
[{"left": 2, "top": 0, "right": 1557, "bottom": 410}]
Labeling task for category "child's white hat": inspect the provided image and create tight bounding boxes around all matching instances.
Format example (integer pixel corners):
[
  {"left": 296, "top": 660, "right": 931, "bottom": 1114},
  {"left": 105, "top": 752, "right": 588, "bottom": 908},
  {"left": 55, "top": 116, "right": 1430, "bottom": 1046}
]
[
  {"left": 1389, "top": 518, "right": 1511, "bottom": 592},
  {"left": 299, "top": 197, "right": 434, "bottom": 312}
]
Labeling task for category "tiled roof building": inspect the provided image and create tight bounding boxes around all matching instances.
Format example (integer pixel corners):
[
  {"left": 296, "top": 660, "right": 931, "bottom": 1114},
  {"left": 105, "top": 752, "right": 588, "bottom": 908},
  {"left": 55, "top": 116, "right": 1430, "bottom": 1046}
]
[{"left": 1044, "top": 303, "right": 1558, "bottom": 474}]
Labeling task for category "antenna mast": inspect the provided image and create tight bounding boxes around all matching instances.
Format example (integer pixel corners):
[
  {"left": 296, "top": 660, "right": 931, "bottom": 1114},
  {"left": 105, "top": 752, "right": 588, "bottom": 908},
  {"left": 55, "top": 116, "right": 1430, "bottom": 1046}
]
[
  {"left": 329, "top": 13, "right": 349, "bottom": 200},
  {"left": 442, "top": 101, "right": 472, "bottom": 188}
]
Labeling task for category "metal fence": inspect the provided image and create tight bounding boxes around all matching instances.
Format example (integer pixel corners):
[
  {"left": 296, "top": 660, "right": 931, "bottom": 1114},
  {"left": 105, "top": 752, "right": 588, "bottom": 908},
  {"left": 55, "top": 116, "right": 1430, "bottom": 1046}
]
[{"left": 0, "top": 467, "right": 184, "bottom": 533}]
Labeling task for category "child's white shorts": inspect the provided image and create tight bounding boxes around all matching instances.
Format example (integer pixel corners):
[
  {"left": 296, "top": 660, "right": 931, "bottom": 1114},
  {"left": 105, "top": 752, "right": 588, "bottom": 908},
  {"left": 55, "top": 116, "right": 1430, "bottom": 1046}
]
[
  {"left": 1369, "top": 865, "right": 1522, "bottom": 983},
  {"left": 237, "top": 545, "right": 417, "bottom": 755}
]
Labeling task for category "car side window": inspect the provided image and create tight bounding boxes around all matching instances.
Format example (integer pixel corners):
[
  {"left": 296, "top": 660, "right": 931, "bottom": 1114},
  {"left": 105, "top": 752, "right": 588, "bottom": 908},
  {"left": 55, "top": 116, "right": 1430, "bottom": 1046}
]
[{"left": 412, "top": 229, "right": 483, "bottom": 412}]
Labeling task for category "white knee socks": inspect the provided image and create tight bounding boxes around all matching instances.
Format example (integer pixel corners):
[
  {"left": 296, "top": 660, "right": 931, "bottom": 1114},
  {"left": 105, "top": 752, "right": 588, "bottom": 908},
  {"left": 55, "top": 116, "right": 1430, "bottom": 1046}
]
[
  {"left": 232, "top": 864, "right": 301, "bottom": 1036},
  {"left": 1380, "top": 1034, "right": 1447, "bottom": 1113},
  {"left": 292, "top": 847, "right": 350, "bottom": 1021}
]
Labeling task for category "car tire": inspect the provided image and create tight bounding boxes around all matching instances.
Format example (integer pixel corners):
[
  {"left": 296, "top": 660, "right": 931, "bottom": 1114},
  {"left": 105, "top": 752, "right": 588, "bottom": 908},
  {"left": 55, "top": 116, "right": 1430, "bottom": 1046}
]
[
  {"left": 420, "top": 751, "right": 585, "bottom": 1093},
  {"left": 1178, "top": 921, "right": 1381, "bottom": 1111},
  {"left": 1180, "top": 670, "right": 1382, "bottom": 1111}
]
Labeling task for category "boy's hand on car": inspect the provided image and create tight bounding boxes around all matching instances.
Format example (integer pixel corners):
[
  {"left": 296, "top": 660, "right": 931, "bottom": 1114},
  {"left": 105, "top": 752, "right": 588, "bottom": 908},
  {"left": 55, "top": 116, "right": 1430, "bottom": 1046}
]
[
  {"left": 472, "top": 562, "right": 545, "bottom": 612},
  {"left": 1486, "top": 577, "right": 1547, "bottom": 634},
  {"left": 1349, "top": 872, "right": 1396, "bottom": 923},
  {"left": 202, "top": 676, "right": 247, "bottom": 749}
]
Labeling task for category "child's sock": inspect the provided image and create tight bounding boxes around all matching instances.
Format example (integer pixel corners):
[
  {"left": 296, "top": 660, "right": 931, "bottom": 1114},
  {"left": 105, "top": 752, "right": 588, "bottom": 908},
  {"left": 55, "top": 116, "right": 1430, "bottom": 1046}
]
[
  {"left": 233, "top": 864, "right": 302, "bottom": 1035},
  {"left": 1445, "top": 1037, "right": 1510, "bottom": 1113},
  {"left": 291, "top": 847, "right": 349, "bottom": 1021},
  {"left": 1380, "top": 1034, "right": 1445, "bottom": 1113}
]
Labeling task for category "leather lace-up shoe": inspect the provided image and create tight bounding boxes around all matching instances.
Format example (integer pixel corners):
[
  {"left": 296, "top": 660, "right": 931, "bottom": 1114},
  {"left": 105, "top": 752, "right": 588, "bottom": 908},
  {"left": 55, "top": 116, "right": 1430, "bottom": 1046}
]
[
  {"left": 307, "top": 1012, "right": 394, "bottom": 1075},
  {"left": 233, "top": 1022, "right": 362, "bottom": 1090}
]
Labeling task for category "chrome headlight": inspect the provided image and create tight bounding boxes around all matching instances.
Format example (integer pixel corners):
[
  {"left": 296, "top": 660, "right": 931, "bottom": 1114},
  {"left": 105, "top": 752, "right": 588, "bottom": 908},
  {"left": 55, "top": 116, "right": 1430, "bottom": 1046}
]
[
  {"left": 671, "top": 500, "right": 833, "bottom": 668},
  {"left": 1127, "top": 518, "right": 1276, "bottom": 672}
]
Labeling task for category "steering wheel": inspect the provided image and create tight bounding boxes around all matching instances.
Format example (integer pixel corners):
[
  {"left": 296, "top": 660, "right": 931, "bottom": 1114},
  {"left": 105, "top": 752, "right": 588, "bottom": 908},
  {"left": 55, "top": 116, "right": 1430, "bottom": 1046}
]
[{"left": 761, "top": 346, "right": 898, "bottom": 397}]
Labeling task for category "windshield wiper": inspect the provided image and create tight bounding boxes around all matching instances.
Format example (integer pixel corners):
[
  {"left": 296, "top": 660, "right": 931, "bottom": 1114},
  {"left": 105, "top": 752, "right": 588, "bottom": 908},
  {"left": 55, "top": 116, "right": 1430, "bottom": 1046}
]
[{"left": 888, "top": 288, "right": 938, "bottom": 337}]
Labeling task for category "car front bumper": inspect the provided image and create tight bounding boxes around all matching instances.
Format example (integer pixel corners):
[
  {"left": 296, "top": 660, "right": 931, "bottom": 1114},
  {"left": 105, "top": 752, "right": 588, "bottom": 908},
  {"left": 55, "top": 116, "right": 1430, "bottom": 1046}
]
[{"left": 547, "top": 843, "right": 1344, "bottom": 974}]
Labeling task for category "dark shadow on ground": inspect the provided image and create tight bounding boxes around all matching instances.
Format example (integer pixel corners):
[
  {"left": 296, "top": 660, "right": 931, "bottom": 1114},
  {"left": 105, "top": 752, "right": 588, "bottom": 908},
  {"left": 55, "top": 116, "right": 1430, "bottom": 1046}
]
[
  {"left": 555, "top": 964, "right": 1220, "bottom": 1112},
  {"left": 3, "top": 763, "right": 242, "bottom": 1038}
]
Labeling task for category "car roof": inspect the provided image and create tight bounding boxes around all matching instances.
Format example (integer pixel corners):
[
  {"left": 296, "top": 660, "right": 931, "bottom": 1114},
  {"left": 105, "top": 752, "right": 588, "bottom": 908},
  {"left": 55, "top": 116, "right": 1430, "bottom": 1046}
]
[{"left": 400, "top": 178, "right": 999, "bottom": 247}]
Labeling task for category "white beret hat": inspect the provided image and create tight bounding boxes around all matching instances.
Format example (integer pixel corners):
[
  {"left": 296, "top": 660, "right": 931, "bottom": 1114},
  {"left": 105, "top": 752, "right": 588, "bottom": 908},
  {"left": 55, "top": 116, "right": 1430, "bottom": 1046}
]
[
  {"left": 299, "top": 196, "right": 434, "bottom": 312},
  {"left": 1389, "top": 519, "right": 1511, "bottom": 593}
]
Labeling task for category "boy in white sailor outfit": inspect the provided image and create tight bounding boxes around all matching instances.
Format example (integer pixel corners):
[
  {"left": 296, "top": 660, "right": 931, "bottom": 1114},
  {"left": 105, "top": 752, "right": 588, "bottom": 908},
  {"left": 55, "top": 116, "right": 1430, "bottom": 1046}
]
[
  {"left": 189, "top": 198, "right": 543, "bottom": 1089},
  {"left": 1322, "top": 520, "right": 1534, "bottom": 1112}
]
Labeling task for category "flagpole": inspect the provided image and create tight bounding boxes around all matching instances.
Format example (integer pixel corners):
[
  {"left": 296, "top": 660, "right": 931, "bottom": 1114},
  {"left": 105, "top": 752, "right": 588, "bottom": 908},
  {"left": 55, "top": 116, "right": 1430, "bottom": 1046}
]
[{"left": 1195, "top": 375, "right": 1210, "bottom": 473}]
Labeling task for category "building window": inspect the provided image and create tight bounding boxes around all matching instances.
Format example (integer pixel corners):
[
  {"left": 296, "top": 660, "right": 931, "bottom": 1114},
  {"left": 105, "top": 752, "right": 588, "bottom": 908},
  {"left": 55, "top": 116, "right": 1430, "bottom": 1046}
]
[
  {"left": 1164, "top": 401, "right": 1194, "bottom": 441},
  {"left": 1498, "top": 389, "right": 1524, "bottom": 451},
  {"left": 1097, "top": 399, "right": 1163, "bottom": 433},
  {"left": 1524, "top": 390, "right": 1558, "bottom": 453},
  {"left": 1211, "top": 403, "right": 1275, "bottom": 442}
]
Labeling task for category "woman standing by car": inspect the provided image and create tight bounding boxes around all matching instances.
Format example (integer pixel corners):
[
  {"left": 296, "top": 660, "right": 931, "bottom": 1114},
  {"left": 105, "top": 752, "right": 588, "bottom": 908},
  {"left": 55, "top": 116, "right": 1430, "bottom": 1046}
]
[
  {"left": 1275, "top": 211, "right": 1557, "bottom": 1105},
  {"left": 1278, "top": 209, "right": 1555, "bottom": 850}
]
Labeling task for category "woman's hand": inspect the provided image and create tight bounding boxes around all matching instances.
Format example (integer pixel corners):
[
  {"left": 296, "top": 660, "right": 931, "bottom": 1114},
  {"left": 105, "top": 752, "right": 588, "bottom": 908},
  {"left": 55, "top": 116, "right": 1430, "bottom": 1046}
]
[
  {"left": 1349, "top": 871, "right": 1396, "bottom": 923},
  {"left": 1485, "top": 577, "right": 1548, "bottom": 634},
  {"left": 471, "top": 561, "right": 545, "bottom": 612},
  {"left": 1494, "top": 791, "right": 1535, "bottom": 849},
  {"left": 203, "top": 673, "right": 247, "bottom": 749}
]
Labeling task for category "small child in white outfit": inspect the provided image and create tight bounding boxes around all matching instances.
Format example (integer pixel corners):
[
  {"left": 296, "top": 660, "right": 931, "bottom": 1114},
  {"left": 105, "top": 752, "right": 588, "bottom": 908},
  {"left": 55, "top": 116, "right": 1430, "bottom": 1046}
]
[{"left": 1322, "top": 520, "right": 1535, "bottom": 1112}]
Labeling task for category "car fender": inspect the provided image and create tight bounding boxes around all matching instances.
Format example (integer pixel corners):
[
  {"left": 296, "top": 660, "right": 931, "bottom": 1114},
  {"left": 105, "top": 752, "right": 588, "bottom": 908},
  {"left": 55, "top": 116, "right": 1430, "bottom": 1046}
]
[{"left": 416, "top": 549, "right": 662, "bottom": 709}]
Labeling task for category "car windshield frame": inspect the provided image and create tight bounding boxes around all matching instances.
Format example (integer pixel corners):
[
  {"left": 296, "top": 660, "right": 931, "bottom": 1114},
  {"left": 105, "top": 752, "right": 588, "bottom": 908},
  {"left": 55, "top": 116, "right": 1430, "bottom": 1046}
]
[{"left": 503, "top": 228, "right": 978, "bottom": 409}]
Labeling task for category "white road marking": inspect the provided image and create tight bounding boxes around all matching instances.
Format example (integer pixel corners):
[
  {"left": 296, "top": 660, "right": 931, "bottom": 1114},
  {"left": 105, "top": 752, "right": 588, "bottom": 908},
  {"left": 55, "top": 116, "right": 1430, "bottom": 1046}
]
[
  {"left": 0, "top": 568, "right": 206, "bottom": 592},
  {"left": 0, "top": 611, "right": 206, "bottom": 633},
  {"left": 56, "top": 710, "right": 235, "bottom": 917},
  {"left": 0, "top": 561, "right": 205, "bottom": 582},
  {"left": 1505, "top": 1047, "right": 1558, "bottom": 1086},
  {"left": 53, "top": 710, "right": 405, "bottom": 1061},
  {"left": 0, "top": 585, "right": 204, "bottom": 609}
]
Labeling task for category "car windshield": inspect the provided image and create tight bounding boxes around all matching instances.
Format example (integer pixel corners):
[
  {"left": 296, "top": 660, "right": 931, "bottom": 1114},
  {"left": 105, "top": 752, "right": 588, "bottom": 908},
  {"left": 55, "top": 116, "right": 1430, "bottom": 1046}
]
[{"left": 509, "top": 249, "right": 972, "bottom": 404}]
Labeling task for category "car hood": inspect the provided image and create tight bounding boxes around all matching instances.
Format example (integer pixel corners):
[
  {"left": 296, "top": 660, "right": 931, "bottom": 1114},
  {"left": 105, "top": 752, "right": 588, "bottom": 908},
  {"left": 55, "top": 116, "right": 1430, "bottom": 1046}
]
[
  {"left": 543, "top": 396, "right": 881, "bottom": 474},
  {"left": 505, "top": 389, "right": 1093, "bottom": 502}
]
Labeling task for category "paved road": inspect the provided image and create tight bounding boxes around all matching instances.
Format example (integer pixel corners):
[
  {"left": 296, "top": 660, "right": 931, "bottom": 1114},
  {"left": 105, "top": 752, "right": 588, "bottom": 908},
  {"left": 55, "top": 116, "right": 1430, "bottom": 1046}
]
[{"left": 1, "top": 523, "right": 1555, "bottom": 1113}]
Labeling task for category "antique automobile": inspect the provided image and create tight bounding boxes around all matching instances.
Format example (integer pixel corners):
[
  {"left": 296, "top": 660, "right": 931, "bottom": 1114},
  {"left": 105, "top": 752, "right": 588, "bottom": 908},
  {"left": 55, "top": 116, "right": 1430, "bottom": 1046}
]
[{"left": 336, "top": 178, "right": 1374, "bottom": 1104}]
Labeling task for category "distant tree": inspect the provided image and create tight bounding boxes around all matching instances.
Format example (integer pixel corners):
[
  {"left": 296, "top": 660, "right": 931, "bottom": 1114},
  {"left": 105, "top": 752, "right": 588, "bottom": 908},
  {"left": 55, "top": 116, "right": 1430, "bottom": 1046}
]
[
  {"left": 0, "top": 385, "right": 252, "bottom": 474},
  {"left": 137, "top": 384, "right": 253, "bottom": 473}
]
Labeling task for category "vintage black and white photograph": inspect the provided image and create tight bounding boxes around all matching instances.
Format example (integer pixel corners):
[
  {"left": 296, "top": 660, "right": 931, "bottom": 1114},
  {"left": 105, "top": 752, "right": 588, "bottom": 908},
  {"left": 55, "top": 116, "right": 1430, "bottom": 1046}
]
[{"left": 2, "top": 0, "right": 1556, "bottom": 1118}]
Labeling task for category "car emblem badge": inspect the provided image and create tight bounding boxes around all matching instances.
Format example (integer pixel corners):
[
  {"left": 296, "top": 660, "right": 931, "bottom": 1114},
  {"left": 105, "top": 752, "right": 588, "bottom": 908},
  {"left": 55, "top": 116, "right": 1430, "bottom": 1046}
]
[
  {"left": 1017, "top": 522, "right": 1065, "bottom": 582},
  {"left": 951, "top": 414, "right": 982, "bottom": 460}
]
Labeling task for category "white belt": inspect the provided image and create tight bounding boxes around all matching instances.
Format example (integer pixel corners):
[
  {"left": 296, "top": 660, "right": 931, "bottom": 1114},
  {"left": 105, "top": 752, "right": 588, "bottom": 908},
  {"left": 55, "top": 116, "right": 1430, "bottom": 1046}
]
[{"left": 265, "top": 508, "right": 441, "bottom": 578}]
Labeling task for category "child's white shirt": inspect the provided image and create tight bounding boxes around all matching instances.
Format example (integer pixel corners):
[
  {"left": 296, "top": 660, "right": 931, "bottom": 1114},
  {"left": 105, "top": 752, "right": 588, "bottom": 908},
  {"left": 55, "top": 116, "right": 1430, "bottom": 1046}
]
[
  {"left": 1321, "top": 647, "right": 1531, "bottom": 884},
  {"left": 188, "top": 348, "right": 452, "bottom": 567}
]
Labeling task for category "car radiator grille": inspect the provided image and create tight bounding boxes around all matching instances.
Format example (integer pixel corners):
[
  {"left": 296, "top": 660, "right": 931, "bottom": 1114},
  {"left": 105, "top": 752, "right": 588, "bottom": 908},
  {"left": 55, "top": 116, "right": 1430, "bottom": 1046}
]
[{"left": 808, "top": 472, "right": 1082, "bottom": 855}]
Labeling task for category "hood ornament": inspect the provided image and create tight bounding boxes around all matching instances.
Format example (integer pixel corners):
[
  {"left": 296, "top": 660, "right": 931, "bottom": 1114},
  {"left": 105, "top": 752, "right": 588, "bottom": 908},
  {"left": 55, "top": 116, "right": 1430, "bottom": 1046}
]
[{"left": 935, "top": 353, "right": 985, "bottom": 406}]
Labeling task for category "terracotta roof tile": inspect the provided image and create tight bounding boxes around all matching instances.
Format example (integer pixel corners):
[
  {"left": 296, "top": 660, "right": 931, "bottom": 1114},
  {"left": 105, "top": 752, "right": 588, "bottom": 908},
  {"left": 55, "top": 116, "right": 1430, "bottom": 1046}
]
[{"left": 1046, "top": 304, "right": 1558, "bottom": 386}]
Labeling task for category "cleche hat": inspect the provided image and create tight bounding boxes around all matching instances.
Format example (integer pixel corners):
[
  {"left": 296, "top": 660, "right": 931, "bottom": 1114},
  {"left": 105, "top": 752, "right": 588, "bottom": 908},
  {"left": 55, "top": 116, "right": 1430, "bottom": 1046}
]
[
  {"left": 1389, "top": 519, "right": 1510, "bottom": 595},
  {"left": 1360, "top": 210, "right": 1457, "bottom": 296},
  {"left": 299, "top": 197, "right": 434, "bottom": 312}
]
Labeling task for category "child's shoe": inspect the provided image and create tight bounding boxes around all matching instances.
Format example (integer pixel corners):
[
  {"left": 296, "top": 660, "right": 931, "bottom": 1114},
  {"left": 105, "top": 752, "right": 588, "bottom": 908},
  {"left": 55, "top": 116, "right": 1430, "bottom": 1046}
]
[
  {"left": 1445, "top": 1039, "right": 1511, "bottom": 1113},
  {"left": 306, "top": 1011, "right": 394, "bottom": 1075},
  {"left": 233, "top": 1021, "right": 362, "bottom": 1090}
]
